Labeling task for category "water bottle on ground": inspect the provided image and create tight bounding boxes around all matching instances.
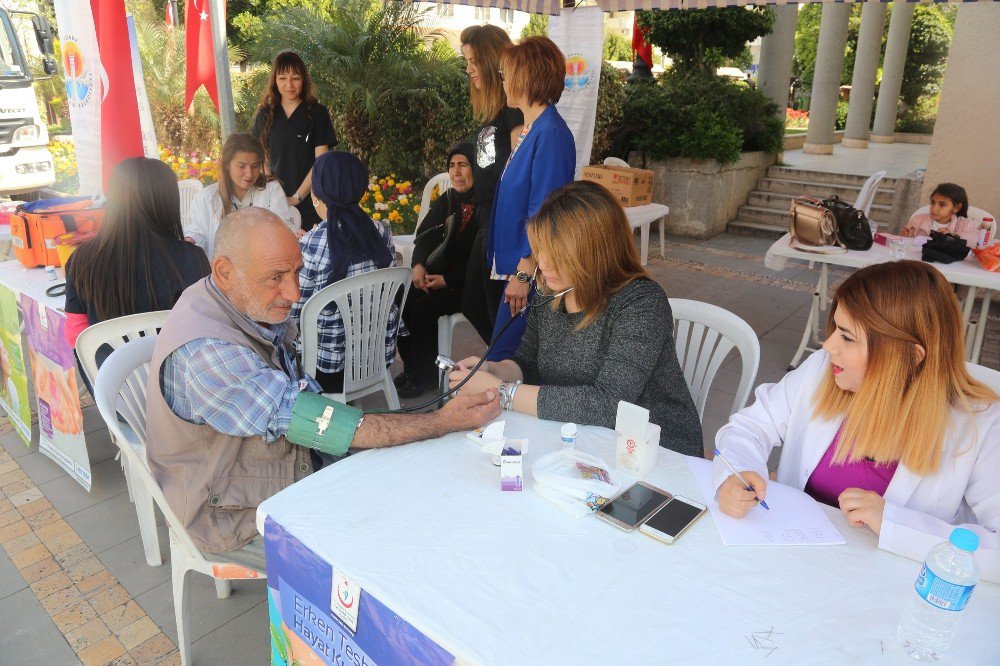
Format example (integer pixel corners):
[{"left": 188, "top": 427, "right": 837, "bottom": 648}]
[
  {"left": 897, "top": 528, "right": 980, "bottom": 661},
  {"left": 560, "top": 423, "right": 577, "bottom": 450}
]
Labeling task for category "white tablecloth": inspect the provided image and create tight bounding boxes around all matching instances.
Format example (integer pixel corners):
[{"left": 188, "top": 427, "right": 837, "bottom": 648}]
[
  {"left": 765, "top": 233, "right": 1000, "bottom": 291},
  {"left": 258, "top": 413, "right": 1000, "bottom": 665},
  {"left": 0, "top": 258, "right": 65, "bottom": 310}
]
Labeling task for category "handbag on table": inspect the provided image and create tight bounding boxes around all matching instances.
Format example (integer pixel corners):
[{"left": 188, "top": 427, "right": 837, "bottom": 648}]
[
  {"left": 822, "top": 195, "right": 873, "bottom": 251},
  {"left": 788, "top": 196, "right": 844, "bottom": 253}
]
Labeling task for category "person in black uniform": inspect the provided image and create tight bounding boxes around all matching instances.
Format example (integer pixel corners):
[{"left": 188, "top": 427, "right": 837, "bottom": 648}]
[
  {"left": 252, "top": 51, "right": 336, "bottom": 232},
  {"left": 458, "top": 25, "right": 523, "bottom": 345},
  {"left": 395, "top": 143, "right": 481, "bottom": 398}
]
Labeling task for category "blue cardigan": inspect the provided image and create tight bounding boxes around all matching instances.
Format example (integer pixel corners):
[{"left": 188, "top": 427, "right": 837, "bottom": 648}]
[{"left": 487, "top": 105, "right": 576, "bottom": 275}]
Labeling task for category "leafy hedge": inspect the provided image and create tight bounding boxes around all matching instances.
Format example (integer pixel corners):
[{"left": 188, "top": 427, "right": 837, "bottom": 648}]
[{"left": 623, "top": 72, "right": 784, "bottom": 164}]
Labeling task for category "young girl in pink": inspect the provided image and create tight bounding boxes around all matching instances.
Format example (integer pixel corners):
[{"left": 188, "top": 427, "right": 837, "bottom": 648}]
[{"left": 901, "top": 182, "right": 979, "bottom": 246}]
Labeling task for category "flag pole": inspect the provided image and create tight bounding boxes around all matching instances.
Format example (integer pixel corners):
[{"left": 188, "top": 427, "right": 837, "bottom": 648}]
[{"left": 208, "top": 0, "right": 236, "bottom": 139}]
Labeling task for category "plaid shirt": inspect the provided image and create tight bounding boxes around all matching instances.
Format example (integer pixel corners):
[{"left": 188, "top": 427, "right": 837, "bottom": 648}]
[
  {"left": 162, "top": 321, "right": 322, "bottom": 443},
  {"left": 290, "top": 219, "right": 405, "bottom": 374}
]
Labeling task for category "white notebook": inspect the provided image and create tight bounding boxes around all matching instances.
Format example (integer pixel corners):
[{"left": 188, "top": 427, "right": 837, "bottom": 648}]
[{"left": 687, "top": 457, "right": 846, "bottom": 546}]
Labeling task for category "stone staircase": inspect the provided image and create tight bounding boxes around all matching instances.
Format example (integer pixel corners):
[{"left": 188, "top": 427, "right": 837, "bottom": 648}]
[{"left": 728, "top": 166, "right": 897, "bottom": 238}]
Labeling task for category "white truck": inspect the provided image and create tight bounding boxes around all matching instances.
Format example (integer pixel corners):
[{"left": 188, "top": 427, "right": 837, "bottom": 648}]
[{"left": 0, "top": 5, "right": 56, "bottom": 197}]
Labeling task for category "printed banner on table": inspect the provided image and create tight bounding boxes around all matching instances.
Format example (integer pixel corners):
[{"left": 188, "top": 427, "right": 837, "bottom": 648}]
[
  {"left": 265, "top": 516, "right": 455, "bottom": 666},
  {"left": 53, "top": 0, "right": 106, "bottom": 196},
  {"left": 21, "top": 295, "right": 90, "bottom": 490},
  {"left": 0, "top": 285, "right": 31, "bottom": 445},
  {"left": 551, "top": 6, "right": 604, "bottom": 177}
]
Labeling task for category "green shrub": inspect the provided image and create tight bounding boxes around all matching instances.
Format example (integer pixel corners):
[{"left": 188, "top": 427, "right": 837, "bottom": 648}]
[
  {"left": 835, "top": 100, "right": 849, "bottom": 131},
  {"left": 623, "top": 71, "right": 783, "bottom": 164},
  {"left": 591, "top": 64, "right": 627, "bottom": 163}
]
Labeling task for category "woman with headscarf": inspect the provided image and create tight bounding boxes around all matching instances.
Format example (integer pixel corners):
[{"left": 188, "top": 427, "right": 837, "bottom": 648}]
[
  {"left": 290, "top": 151, "right": 399, "bottom": 394},
  {"left": 395, "top": 143, "right": 480, "bottom": 398}
]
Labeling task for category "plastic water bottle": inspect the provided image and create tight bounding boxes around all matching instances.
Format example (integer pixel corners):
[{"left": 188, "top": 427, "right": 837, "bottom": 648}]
[
  {"left": 897, "top": 528, "right": 980, "bottom": 661},
  {"left": 560, "top": 423, "right": 577, "bottom": 450}
]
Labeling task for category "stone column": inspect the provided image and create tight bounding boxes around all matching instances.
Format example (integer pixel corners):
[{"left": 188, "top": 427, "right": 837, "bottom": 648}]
[
  {"left": 871, "top": 1, "right": 915, "bottom": 143},
  {"left": 843, "top": 1, "right": 888, "bottom": 148},
  {"left": 803, "top": 3, "right": 852, "bottom": 155},
  {"left": 757, "top": 4, "right": 798, "bottom": 124}
]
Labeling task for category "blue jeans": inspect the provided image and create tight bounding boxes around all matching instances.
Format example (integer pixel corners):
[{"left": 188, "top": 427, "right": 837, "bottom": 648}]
[{"left": 485, "top": 283, "right": 532, "bottom": 361}]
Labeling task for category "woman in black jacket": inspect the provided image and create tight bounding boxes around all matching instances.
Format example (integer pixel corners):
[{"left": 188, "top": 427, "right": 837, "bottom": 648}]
[{"left": 396, "top": 143, "right": 481, "bottom": 398}]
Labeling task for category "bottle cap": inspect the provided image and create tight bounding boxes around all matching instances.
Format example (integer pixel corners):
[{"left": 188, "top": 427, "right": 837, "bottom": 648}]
[
  {"left": 949, "top": 527, "right": 980, "bottom": 552},
  {"left": 560, "top": 423, "right": 577, "bottom": 439}
]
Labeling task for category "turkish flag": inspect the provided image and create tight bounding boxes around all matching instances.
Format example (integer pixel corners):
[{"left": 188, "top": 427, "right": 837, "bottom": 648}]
[
  {"left": 631, "top": 20, "right": 653, "bottom": 70},
  {"left": 90, "top": 0, "right": 145, "bottom": 189},
  {"left": 185, "top": 0, "right": 219, "bottom": 110}
]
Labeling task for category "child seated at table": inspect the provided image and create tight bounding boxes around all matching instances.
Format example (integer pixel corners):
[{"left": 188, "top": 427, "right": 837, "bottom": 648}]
[
  {"left": 712, "top": 261, "right": 1000, "bottom": 582},
  {"left": 900, "top": 182, "right": 979, "bottom": 246}
]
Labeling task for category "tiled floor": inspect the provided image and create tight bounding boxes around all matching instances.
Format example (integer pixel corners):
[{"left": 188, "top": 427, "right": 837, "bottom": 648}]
[{"left": 1, "top": 230, "right": 997, "bottom": 664}]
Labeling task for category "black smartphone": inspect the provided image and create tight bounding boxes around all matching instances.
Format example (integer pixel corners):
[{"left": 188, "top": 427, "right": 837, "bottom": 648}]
[{"left": 595, "top": 481, "right": 673, "bottom": 532}]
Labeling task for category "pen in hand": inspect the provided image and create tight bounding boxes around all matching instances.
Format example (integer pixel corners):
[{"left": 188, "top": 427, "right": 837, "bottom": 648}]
[{"left": 714, "top": 448, "right": 770, "bottom": 511}]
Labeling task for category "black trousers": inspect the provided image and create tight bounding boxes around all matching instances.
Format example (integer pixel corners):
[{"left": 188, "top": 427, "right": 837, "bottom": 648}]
[
  {"left": 398, "top": 285, "right": 463, "bottom": 383},
  {"left": 461, "top": 230, "right": 505, "bottom": 345}
]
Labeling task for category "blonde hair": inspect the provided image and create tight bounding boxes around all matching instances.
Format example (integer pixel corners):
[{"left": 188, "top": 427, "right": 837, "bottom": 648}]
[
  {"left": 813, "top": 260, "right": 998, "bottom": 475},
  {"left": 500, "top": 36, "right": 566, "bottom": 107},
  {"left": 460, "top": 25, "right": 512, "bottom": 124},
  {"left": 526, "top": 181, "right": 649, "bottom": 329}
]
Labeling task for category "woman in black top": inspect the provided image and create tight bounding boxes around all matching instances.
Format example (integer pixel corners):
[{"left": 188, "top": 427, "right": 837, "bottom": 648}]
[
  {"left": 459, "top": 25, "right": 523, "bottom": 345},
  {"left": 64, "top": 157, "right": 210, "bottom": 351},
  {"left": 395, "top": 143, "right": 481, "bottom": 398},
  {"left": 252, "top": 51, "right": 336, "bottom": 231}
]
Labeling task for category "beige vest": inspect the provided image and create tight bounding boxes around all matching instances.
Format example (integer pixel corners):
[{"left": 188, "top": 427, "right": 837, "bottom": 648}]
[{"left": 145, "top": 278, "right": 313, "bottom": 553}]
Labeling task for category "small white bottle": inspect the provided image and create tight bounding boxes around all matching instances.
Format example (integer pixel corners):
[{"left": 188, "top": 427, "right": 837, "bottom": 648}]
[{"left": 560, "top": 423, "right": 577, "bottom": 450}]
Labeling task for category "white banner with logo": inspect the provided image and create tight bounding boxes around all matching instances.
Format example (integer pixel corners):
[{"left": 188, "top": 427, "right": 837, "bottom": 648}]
[
  {"left": 52, "top": 0, "right": 106, "bottom": 195},
  {"left": 126, "top": 15, "right": 158, "bottom": 157},
  {"left": 551, "top": 6, "right": 604, "bottom": 176}
]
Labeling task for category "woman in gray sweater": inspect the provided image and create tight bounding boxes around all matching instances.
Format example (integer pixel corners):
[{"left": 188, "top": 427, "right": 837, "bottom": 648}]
[{"left": 449, "top": 181, "right": 703, "bottom": 457}]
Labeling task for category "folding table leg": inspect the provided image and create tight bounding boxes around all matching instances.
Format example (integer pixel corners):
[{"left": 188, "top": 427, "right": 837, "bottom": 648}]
[
  {"left": 789, "top": 265, "right": 827, "bottom": 370},
  {"left": 970, "top": 289, "right": 993, "bottom": 365},
  {"left": 640, "top": 223, "right": 649, "bottom": 266},
  {"left": 659, "top": 218, "right": 666, "bottom": 259},
  {"left": 963, "top": 287, "right": 978, "bottom": 357}
]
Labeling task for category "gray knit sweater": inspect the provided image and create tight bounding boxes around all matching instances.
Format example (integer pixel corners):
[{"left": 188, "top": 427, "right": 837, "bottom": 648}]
[{"left": 513, "top": 278, "right": 703, "bottom": 457}]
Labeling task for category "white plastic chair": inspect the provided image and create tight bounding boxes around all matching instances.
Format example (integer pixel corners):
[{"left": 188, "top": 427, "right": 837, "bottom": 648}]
[
  {"left": 968, "top": 362, "right": 1000, "bottom": 394},
  {"left": 75, "top": 310, "right": 170, "bottom": 567},
  {"left": 669, "top": 298, "right": 760, "bottom": 421},
  {"left": 436, "top": 312, "right": 469, "bottom": 388},
  {"left": 301, "top": 266, "right": 412, "bottom": 409},
  {"left": 603, "top": 156, "right": 630, "bottom": 168},
  {"left": 852, "top": 170, "right": 886, "bottom": 217},
  {"left": 94, "top": 337, "right": 263, "bottom": 666},
  {"left": 177, "top": 179, "right": 203, "bottom": 229},
  {"left": 395, "top": 173, "right": 452, "bottom": 268}
]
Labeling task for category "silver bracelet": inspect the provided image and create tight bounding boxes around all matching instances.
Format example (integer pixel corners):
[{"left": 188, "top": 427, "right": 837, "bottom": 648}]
[{"left": 505, "top": 380, "right": 522, "bottom": 412}]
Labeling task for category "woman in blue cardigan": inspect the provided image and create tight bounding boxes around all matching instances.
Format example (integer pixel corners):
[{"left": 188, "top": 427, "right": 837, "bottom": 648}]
[{"left": 486, "top": 36, "right": 576, "bottom": 361}]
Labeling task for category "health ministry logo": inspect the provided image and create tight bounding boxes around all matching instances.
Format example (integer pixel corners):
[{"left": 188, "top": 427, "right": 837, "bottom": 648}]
[
  {"left": 564, "top": 54, "right": 594, "bottom": 93},
  {"left": 62, "top": 38, "right": 93, "bottom": 108},
  {"left": 336, "top": 578, "right": 355, "bottom": 609}
]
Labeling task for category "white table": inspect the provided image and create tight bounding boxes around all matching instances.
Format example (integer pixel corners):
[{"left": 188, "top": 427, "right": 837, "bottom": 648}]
[
  {"left": 766, "top": 234, "right": 1000, "bottom": 368},
  {"left": 0, "top": 258, "right": 65, "bottom": 309},
  {"left": 257, "top": 413, "right": 1000, "bottom": 665},
  {"left": 393, "top": 203, "right": 670, "bottom": 269}
]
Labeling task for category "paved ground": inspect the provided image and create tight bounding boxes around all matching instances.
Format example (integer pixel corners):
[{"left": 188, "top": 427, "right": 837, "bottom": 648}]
[
  {"left": 1, "top": 229, "right": 997, "bottom": 665},
  {"left": 783, "top": 141, "right": 930, "bottom": 178}
]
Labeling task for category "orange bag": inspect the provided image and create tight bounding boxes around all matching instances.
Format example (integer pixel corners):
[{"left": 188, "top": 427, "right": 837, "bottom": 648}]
[
  {"left": 9, "top": 197, "right": 103, "bottom": 268},
  {"left": 972, "top": 244, "right": 1000, "bottom": 272}
]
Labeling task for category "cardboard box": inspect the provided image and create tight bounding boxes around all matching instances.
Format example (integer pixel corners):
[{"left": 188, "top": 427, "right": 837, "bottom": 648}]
[
  {"left": 500, "top": 439, "right": 526, "bottom": 491},
  {"left": 581, "top": 164, "right": 655, "bottom": 208}
]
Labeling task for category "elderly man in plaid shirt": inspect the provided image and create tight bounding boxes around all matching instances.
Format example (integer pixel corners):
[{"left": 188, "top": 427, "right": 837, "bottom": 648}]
[{"left": 148, "top": 208, "right": 499, "bottom": 567}]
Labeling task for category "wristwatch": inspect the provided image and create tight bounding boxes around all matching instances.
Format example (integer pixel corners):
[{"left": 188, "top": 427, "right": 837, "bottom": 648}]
[
  {"left": 515, "top": 270, "right": 530, "bottom": 284},
  {"left": 292, "top": 193, "right": 302, "bottom": 203}
]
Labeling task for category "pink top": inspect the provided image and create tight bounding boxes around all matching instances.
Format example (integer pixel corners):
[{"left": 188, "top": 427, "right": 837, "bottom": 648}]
[
  {"left": 904, "top": 212, "right": 980, "bottom": 247},
  {"left": 804, "top": 425, "right": 899, "bottom": 507}
]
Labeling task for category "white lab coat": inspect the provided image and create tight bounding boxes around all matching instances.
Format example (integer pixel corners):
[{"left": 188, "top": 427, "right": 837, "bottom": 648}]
[
  {"left": 184, "top": 180, "right": 300, "bottom": 259},
  {"left": 713, "top": 350, "right": 1000, "bottom": 583}
]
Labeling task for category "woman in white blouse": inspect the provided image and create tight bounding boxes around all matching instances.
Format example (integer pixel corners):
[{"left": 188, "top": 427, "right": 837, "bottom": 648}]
[
  {"left": 184, "top": 133, "right": 301, "bottom": 258},
  {"left": 713, "top": 261, "right": 1000, "bottom": 582}
]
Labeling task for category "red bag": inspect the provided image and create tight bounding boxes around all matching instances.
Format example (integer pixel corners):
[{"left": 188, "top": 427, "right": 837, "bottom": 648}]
[
  {"left": 9, "top": 197, "right": 103, "bottom": 268},
  {"left": 972, "top": 244, "right": 1000, "bottom": 272}
]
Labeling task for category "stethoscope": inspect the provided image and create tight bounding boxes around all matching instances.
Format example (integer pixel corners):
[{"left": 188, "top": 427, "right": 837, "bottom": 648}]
[{"left": 397, "top": 270, "right": 573, "bottom": 413}]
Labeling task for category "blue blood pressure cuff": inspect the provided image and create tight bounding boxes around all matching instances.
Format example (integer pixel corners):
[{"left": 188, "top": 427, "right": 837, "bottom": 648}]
[{"left": 286, "top": 391, "right": 362, "bottom": 457}]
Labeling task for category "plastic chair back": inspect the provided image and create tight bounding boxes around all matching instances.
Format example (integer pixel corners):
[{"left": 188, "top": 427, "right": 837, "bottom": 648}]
[
  {"left": 852, "top": 170, "right": 886, "bottom": 217},
  {"left": 968, "top": 362, "right": 1000, "bottom": 395},
  {"left": 301, "top": 266, "right": 412, "bottom": 408},
  {"left": 669, "top": 298, "right": 760, "bottom": 421},
  {"left": 603, "top": 156, "right": 630, "bottom": 168},
  {"left": 75, "top": 310, "right": 170, "bottom": 389},
  {"left": 417, "top": 172, "right": 451, "bottom": 231},
  {"left": 177, "top": 179, "right": 203, "bottom": 228}
]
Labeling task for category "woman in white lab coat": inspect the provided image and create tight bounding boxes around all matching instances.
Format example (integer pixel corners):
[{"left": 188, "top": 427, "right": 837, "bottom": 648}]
[{"left": 713, "top": 260, "right": 1000, "bottom": 582}]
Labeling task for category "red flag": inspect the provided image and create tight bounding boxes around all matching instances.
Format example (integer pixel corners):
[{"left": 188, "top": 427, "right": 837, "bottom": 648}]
[
  {"left": 185, "top": 0, "right": 218, "bottom": 110},
  {"left": 90, "top": 0, "right": 145, "bottom": 189},
  {"left": 631, "top": 20, "right": 653, "bottom": 69}
]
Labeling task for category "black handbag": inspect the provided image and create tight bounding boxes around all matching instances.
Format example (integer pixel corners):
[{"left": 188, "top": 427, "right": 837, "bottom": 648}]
[
  {"left": 921, "top": 230, "right": 970, "bottom": 264},
  {"left": 414, "top": 190, "right": 458, "bottom": 274},
  {"left": 822, "top": 195, "right": 873, "bottom": 251}
]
